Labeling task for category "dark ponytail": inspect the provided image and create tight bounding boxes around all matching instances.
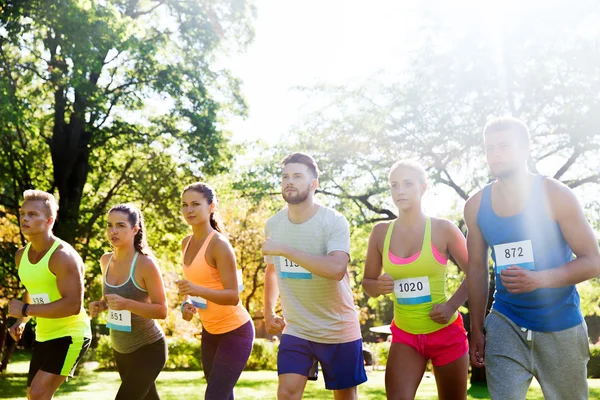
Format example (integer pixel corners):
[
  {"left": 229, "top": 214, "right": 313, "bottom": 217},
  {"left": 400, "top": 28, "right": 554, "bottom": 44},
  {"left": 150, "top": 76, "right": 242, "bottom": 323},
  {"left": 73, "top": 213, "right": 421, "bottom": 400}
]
[
  {"left": 108, "top": 204, "right": 152, "bottom": 255},
  {"left": 182, "top": 182, "right": 225, "bottom": 234}
]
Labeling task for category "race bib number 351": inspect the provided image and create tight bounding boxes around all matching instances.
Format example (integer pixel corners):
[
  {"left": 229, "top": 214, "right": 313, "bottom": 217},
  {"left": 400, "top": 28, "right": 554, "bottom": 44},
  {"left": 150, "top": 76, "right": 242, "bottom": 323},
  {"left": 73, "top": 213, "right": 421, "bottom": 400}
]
[
  {"left": 107, "top": 309, "right": 132, "bottom": 332},
  {"left": 280, "top": 257, "right": 312, "bottom": 280},
  {"left": 394, "top": 277, "right": 432, "bottom": 305},
  {"left": 494, "top": 240, "right": 535, "bottom": 273}
]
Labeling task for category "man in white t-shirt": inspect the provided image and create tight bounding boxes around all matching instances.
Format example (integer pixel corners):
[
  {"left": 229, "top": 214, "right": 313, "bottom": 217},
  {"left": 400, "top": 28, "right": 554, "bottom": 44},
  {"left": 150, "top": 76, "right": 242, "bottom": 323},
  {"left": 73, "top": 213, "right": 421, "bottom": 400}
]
[{"left": 263, "top": 152, "right": 367, "bottom": 400}]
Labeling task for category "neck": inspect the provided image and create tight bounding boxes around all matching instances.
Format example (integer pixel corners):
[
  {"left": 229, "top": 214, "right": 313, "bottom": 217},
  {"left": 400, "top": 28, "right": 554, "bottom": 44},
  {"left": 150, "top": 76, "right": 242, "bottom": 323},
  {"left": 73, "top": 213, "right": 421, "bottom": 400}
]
[
  {"left": 496, "top": 169, "right": 534, "bottom": 196},
  {"left": 27, "top": 230, "right": 56, "bottom": 252},
  {"left": 191, "top": 221, "right": 214, "bottom": 239},
  {"left": 113, "top": 245, "right": 137, "bottom": 261},
  {"left": 396, "top": 207, "right": 426, "bottom": 226},
  {"left": 287, "top": 198, "right": 319, "bottom": 224}
]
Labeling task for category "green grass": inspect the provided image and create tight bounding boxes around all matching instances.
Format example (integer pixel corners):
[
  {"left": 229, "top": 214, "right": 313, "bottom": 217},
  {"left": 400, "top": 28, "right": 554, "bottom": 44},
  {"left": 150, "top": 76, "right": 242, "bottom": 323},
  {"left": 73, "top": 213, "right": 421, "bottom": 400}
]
[{"left": 1, "top": 354, "right": 600, "bottom": 399}]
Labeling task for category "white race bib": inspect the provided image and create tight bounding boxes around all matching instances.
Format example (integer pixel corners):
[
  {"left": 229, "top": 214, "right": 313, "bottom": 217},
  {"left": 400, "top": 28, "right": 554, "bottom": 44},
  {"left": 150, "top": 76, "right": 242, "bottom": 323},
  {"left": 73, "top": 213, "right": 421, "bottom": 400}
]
[
  {"left": 30, "top": 293, "right": 50, "bottom": 305},
  {"left": 237, "top": 269, "right": 244, "bottom": 292},
  {"left": 190, "top": 296, "right": 207, "bottom": 310},
  {"left": 394, "top": 277, "right": 432, "bottom": 305},
  {"left": 107, "top": 309, "right": 132, "bottom": 332},
  {"left": 494, "top": 240, "right": 535, "bottom": 273},
  {"left": 280, "top": 257, "right": 312, "bottom": 280}
]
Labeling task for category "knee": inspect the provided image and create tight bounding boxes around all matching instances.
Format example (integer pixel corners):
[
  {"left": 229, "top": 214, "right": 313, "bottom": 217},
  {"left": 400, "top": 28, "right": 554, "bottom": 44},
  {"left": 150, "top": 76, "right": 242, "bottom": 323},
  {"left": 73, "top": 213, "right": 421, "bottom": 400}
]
[
  {"left": 277, "top": 385, "right": 302, "bottom": 400},
  {"left": 28, "top": 384, "right": 52, "bottom": 400}
]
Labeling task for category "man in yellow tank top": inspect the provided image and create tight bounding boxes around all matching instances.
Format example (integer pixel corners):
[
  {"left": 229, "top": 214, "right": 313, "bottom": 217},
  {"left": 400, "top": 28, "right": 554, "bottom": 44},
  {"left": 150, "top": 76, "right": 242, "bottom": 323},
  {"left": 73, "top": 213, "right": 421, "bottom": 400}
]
[{"left": 6, "top": 190, "right": 91, "bottom": 400}]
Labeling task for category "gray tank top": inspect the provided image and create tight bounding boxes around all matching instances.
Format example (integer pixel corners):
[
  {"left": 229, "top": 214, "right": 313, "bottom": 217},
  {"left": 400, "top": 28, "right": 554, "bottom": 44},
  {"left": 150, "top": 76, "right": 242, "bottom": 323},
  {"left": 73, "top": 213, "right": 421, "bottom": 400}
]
[{"left": 103, "top": 252, "right": 164, "bottom": 354}]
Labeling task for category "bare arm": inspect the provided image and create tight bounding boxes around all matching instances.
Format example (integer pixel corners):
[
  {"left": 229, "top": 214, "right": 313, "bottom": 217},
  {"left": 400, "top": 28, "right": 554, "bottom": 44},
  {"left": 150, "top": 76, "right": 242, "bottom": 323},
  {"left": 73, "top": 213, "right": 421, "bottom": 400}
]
[
  {"left": 26, "top": 245, "right": 84, "bottom": 318},
  {"left": 120, "top": 255, "right": 168, "bottom": 319},
  {"left": 445, "top": 220, "right": 469, "bottom": 310},
  {"left": 177, "top": 235, "right": 240, "bottom": 306},
  {"left": 464, "top": 192, "right": 489, "bottom": 368},
  {"left": 464, "top": 194, "right": 489, "bottom": 333},
  {"left": 362, "top": 223, "right": 386, "bottom": 297},
  {"left": 264, "top": 263, "right": 280, "bottom": 316},
  {"left": 538, "top": 181, "right": 600, "bottom": 287},
  {"left": 265, "top": 243, "right": 350, "bottom": 281}
]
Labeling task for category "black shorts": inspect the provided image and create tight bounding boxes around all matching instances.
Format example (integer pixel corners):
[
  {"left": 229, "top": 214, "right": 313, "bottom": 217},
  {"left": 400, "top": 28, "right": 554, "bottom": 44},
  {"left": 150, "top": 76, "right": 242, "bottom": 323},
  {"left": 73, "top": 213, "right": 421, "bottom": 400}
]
[{"left": 27, "top": 336, "right": 91, "bottom": 387}]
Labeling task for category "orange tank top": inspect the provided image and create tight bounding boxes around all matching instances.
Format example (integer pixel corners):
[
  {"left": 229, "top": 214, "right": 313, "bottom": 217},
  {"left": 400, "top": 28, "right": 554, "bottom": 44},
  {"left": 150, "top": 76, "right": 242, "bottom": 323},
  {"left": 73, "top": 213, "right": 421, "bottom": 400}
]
[{"left": 182, "top": 231, "right": 251, "bottom": 334}]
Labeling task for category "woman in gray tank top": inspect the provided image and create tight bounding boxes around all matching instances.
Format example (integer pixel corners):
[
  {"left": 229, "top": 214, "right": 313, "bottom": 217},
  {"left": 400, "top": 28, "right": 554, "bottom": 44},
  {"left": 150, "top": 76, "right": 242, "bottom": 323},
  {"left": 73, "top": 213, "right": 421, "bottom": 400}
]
[{"left": 89, "top": 204, "right": 168, "bottom": 400}]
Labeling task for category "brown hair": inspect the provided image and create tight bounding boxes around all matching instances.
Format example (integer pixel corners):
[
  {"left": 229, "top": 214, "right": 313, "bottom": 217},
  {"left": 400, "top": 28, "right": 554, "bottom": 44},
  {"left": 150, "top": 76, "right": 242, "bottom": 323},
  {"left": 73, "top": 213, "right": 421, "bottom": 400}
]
[
  {"left": 181, "top": 182, "right": 225, "bottom": 233},
  {"left": 22, "top": 190, "right": 59, "bottom": 219},
  {"left": 483, "top": 117, "right": 530, "bottom": 144},
  {"left": 281, "top": 152, "right": 320, "bottom": 179},
  {"left": 108, "top": 204, "right": 151, "bottom": 255}
]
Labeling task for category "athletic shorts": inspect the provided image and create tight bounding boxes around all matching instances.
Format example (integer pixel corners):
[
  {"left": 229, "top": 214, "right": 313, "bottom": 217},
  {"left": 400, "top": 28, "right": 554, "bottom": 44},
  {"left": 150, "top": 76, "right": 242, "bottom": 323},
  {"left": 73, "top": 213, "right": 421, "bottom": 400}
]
[
  {"left": 278, "top": 334, "right": 368, "bottom": 390},
  {"left": 390, "top": 313, "right": 468, "bottom": 367},
  {"left": 27, "top": 336, "right": 91, "bottom": 386}
]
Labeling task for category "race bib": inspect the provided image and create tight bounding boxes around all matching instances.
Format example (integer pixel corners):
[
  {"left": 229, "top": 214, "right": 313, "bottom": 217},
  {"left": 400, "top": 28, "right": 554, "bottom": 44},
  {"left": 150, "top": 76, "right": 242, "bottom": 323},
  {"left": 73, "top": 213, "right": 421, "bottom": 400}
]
[
  {"left": 280, "top": 257, "right": 312, "bottom": 279},
  {"left": 30, "top": 293, "right": 50, "bottom": 305},
  {"left": 107, "top": 309, "right": 132, "bottom": 332},
  {"left": 394, "top": 277, "right": 432, "bottom": 305},
  {"left": 494, "top": 240, "right": 535, "bottom": 273},
  {"left": 237, "top": 269, "right": 244, "bottom": 292},
  {"left": 190, "top": 296, "right": 207, "bottom": 310}
]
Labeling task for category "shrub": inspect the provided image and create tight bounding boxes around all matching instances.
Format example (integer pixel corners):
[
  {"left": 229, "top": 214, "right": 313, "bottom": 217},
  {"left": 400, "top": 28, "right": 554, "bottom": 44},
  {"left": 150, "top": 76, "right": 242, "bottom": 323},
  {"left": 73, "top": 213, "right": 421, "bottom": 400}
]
[
  {"left": 245, "top": 339, "right": 278, "bottom": 371},
  {"left": 165, "top": 337, "right": 202, "bottom": 371},
  {"left": 95, "top": 335, "right": 116, "bottom": 370},
  {"left": 589, "top": 344, "right": 600, "bottom": 378}
]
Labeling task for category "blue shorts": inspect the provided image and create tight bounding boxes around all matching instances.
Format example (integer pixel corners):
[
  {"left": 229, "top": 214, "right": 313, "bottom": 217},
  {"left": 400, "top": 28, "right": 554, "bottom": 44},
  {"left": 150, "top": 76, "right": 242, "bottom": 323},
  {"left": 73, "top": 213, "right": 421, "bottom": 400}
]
[{"left": 278, "top": 334, "right": 368, "bottom": 390}]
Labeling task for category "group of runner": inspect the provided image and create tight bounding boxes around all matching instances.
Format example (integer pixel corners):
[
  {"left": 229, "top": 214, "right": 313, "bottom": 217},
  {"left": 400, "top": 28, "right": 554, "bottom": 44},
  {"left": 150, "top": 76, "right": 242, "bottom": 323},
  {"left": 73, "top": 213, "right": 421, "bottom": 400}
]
[{"left": 6, "top": 116, "right": 600, "bottom": 400}]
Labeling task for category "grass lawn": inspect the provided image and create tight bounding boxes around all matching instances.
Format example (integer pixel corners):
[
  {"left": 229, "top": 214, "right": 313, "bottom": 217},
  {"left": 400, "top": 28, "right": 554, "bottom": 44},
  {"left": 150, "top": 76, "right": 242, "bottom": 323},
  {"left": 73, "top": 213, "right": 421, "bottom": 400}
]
[{"left": 1, "top": 351, "right": 600, "bottom": 399}]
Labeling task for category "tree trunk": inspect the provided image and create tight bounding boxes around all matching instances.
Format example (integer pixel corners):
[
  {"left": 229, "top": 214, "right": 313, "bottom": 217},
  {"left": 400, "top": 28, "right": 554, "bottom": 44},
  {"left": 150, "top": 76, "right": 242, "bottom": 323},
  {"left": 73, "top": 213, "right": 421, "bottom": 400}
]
[{"left": 49, "top": 91, "right": 91, "bottom": 244}]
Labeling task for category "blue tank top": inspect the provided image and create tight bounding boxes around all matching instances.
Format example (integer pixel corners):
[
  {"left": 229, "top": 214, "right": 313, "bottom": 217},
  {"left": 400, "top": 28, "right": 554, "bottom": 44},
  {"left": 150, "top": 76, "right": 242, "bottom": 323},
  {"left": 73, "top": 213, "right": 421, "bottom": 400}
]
[{"left": 477, "top": 175, "right": 582, "bottom": 332}]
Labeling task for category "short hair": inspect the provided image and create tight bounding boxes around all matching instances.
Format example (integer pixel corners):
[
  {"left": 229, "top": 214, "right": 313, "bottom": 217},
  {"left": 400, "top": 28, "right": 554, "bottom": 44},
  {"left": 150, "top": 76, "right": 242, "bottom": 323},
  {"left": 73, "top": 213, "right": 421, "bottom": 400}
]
[
  {"left": 281, "top": 152, "right": 320, "bottom": 179},
  {"left": 483, "top": 117, "right": 530, "bottom": 144},
  {"left": 388, "top": 160, "right": 427, "bottom": 185},
  {"left": 22, "top": 190, "right": 58, "bottom": 219}
]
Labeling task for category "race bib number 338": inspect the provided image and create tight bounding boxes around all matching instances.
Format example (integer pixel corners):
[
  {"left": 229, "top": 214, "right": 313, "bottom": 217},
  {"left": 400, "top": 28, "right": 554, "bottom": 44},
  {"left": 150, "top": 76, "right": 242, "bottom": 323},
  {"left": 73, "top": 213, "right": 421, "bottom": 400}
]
[
  {"left": 394, "top": 277, "right": 432, "bottom": 305},
  {"left": 30, "top": 293, "right": 50, "bottom": 305},
  {"left": 494, "top": 240, "right": 535, "bottom": 273}
]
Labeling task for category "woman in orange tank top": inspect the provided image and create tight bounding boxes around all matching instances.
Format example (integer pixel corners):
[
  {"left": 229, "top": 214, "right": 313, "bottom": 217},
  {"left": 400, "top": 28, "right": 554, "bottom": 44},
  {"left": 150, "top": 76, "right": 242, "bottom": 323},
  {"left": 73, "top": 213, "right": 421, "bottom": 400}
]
[{"left": 175, "top": 182, "right": 254, "bottom": 400}]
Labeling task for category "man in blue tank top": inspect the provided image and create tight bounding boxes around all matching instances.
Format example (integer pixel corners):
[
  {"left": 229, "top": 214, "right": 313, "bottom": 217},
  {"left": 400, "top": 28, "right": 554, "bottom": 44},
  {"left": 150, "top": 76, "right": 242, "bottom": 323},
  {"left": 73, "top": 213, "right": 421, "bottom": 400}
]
[{"left": 464, "top": 117, "right": 600, "bottom": 400}]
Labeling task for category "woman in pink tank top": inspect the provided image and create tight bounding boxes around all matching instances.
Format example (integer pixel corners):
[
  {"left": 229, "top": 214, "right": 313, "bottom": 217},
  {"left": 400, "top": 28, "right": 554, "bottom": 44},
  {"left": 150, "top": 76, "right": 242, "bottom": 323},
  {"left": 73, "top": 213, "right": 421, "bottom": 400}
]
[
  {"left": 176, "top": 182, "right": 254, "bottom": 400},
  {"left": 362, "top": 161, "right": 470, "bottom": 400}
]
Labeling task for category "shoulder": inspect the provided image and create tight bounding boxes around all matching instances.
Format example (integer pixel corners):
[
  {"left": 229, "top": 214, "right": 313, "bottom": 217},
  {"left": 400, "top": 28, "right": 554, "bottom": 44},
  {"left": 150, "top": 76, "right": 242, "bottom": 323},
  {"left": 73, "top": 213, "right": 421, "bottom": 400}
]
[
  {"left": 370, "top": 220, "right": 392, "bottom": 241},
  {"left": 464, "top": 188, "right": 486, "bottom": 224},
  {"left": 181, "top": 234, "right": 192, "bottom": 252},
  {"left": 135, "top": 253, "right": 160, "bottom": 275},
  {"left": 266, "top": 208, "right": 288, "bottom": 227},
  {"left": 321, "top": 205, "right": 348, "bottom": 226},
  {"left": 15, "top": 247, "right": 26, "bottom": 266},
  {"left": 542, "top": 176, "right": 574, "bottom": 200},
  {"left": 100, "top": 252, "right": 113, "bottom": 267},
  {"left": 51, "top": 241, "right": 82, "bottom": 265},
  {"left": 431, "top": 217, "right": 458, "bottom": 233},
  {"left": 541, "top": 177, "right": 580, "bottom": 216},
  {"left": 209, "top": 232, "right": 234, "bottom": 253}
]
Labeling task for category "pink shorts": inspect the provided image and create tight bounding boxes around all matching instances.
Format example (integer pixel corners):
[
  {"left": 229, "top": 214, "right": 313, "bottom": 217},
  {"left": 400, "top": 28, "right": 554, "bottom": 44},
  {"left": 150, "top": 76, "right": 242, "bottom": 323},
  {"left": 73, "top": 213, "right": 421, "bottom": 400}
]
[{"left": 390, "top": 313, "right": 468, "bottom": 367}]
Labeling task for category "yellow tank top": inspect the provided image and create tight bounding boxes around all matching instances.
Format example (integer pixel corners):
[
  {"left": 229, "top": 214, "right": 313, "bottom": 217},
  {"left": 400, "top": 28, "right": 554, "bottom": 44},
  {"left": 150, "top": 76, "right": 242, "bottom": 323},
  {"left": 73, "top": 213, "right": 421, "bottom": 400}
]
[
  {"left": 382, "top": 218, "right": 457, "bottom": 334},
  {"left": 18, "top": 240, "right": 91, "bottom": 341}
]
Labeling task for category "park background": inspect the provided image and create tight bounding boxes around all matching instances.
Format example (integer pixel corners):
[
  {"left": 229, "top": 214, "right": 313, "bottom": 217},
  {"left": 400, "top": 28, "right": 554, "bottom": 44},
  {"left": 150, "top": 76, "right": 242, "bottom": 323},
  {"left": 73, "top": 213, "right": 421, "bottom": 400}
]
[{"left": 1, "top": 0, "right": 600, "bottom": 398}]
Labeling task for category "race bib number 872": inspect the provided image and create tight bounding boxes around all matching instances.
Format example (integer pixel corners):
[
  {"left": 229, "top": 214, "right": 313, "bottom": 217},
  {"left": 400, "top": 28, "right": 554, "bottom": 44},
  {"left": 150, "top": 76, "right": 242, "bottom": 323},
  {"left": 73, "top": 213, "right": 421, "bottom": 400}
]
[{"left": 494, "top": 240, "right": 535, "bottom": 273}]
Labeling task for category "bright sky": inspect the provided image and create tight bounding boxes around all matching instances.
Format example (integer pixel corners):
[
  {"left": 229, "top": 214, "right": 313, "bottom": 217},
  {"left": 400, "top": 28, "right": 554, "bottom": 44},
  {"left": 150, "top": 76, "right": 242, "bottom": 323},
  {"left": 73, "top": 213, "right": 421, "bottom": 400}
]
[{"left": 223, "top": 0, "right": 421, "bottom": 145}]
